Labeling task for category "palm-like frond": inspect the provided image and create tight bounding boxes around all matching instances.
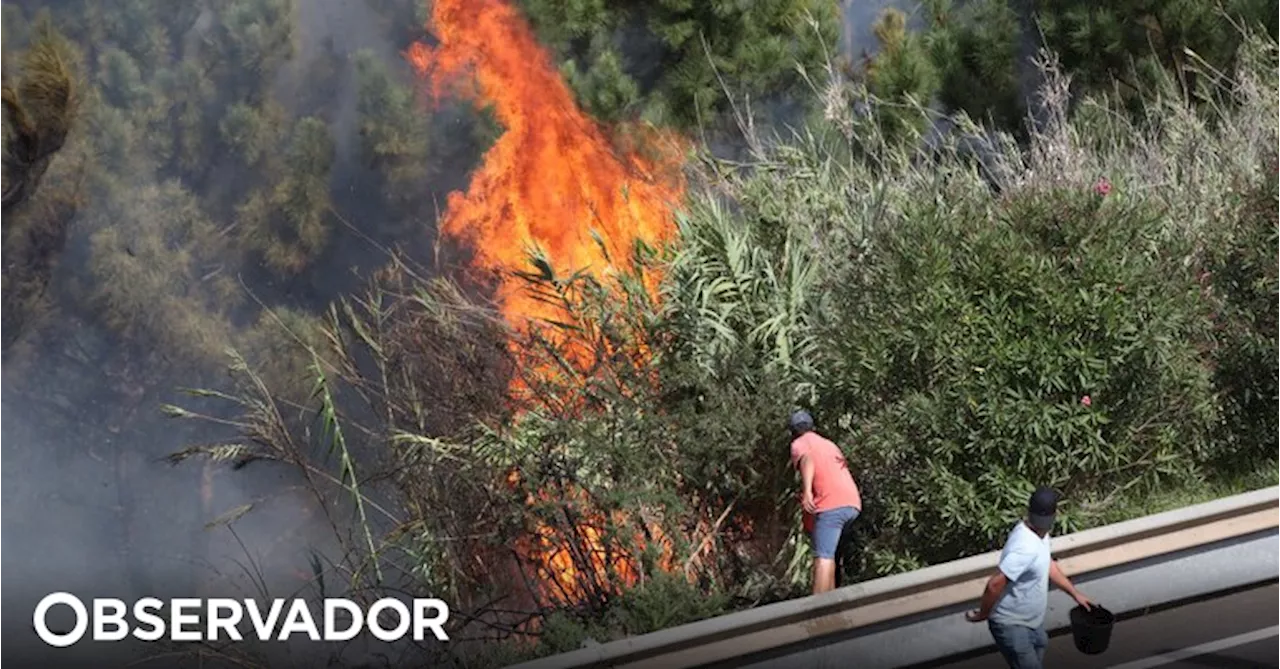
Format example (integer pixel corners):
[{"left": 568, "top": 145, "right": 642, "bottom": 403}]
[{"left": 664, "top": 191, "right": 822, "bottom": 401}]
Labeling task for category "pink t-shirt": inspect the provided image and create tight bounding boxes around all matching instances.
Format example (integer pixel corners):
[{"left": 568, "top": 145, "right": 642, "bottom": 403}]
[{"left": 791, "top": 432, "right": 862, "bottom": 514}]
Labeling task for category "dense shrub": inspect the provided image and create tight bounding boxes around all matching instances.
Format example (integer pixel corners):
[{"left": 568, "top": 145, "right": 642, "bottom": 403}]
[
  {"left": 817, "top": 182, "right": 1220, "bottom": 569},
  {"left": 1203, "top": 148, "right": 1279, "bottom": 471}
]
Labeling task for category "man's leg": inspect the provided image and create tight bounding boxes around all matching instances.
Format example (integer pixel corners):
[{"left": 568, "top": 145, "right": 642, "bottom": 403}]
[
  {"left": 1033, "top": 626, "right": 1049, "bottom": 665},
  {"left": 810, "top": 507, "right": 855, "bottom": 595},
  {"left": 988, "top": 622, "right": 1044, "bottom": 669},
  {"left": 832, "top": 511, "right": 861, "bottom": 588},
  {"left": 811, "top": 558, "right": 837, "bottom": 595}
]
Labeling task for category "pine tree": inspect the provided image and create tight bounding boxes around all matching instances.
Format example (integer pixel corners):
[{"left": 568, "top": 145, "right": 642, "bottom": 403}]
[
  {"left": 1035, "top": 0, "right": 1277, "bottom": 98},
  {"left": 517, "top": 0, "right": 839, "bottom": 131},
  {"left": 927, "top": 0, "right": 1023, "bottom": 132},
  {"left": 236, "top": 116, "right": 335, "bottom": 275},
  {"left": 353, "top": 49, "right": 431, "bottom": 206},
  {"left": 864, "top": 8, "right": 942, "bottom": 142}
]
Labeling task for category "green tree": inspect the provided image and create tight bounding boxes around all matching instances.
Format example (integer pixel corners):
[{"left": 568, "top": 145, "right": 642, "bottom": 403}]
[
  {"left": 518, "top": 0, "right": 839, "bottom": 131},
  {"left": 353, "top": 50, "right": 430, "bottom": 205},
  {"left": 201, "top": 0, "right": 296, "bottom": 103},
  {"left": 154, "top": 60, "right": 218, "bottom": 179},
  {"left": 59, "top": 0, "right": 175, "bottom": 73},
  {"left": 559, "top": 36, "right": 642, "bottom": 123},
  {"left": 218, "top": 102, "right": 280, "bottom": 167},
  {"left": 85, "top": 179, "right": 236, "bottom": 364},
  {"left": 96, "top": 47, "right": 150, "bottom": 111},
  {"left": 1035, "top": 0, "right": 1278, "bottom": 98},
  {"left": 862, "top": 8, "right": 942, "bottom": 143},
  {"left": 236, "top": 116, "right": 335, "bottom": 275},
  {"left": 925, "top": 0, "right": 1023, "bottom": 131}
]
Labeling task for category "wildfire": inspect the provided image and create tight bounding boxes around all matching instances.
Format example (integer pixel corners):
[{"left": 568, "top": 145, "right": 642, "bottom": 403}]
[
  {"left": 406, "top": 0, "right": 685, "bottom": 607},
  {"left": 405, "top": 0, "right": 684, "bottom": 335}
]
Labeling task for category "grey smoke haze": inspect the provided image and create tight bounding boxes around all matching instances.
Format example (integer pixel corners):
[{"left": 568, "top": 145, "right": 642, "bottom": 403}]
[
  {"left": 277, "top": 0, "right": 413, "bottom": 166},
  {"left": 1, "top": 0, "right": 428, "bottom": 665},
  {"left": 839, "top": 0, "right": 925, "bottom": 63}
]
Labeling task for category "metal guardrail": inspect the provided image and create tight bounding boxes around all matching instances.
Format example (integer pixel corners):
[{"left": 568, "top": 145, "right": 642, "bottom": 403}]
[{"left": 508, "top": 486, "right": 1280, "bottom": 669}]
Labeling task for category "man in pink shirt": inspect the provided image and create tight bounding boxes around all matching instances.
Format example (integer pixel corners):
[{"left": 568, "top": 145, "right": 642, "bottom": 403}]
[{"left": 789, "top": 410, "right": 863, "bottom": 595}]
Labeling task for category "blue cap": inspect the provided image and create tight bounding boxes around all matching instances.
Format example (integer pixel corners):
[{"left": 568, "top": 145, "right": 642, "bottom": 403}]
[
  {"left": 788, "top": 410, "right": 815, "bottom": 434},
  {"left": 1028, "top": 487, "right": 1059, "bottom": 531}
]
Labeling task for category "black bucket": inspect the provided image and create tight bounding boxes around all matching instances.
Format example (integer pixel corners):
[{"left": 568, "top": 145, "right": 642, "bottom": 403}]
[{"left": 1069, "top": 604, "right": 1115, "bottom": 655}]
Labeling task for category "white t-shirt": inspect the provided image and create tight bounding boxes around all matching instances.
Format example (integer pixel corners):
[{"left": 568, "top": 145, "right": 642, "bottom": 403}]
[{"left": 990, "top": 521, "right": 1052, "bottom": 629}]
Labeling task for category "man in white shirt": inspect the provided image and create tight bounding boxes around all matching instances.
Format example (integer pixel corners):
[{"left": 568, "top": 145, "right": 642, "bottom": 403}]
[{"left": 965, "top": 487, "right": 1094, "bottom": 668}]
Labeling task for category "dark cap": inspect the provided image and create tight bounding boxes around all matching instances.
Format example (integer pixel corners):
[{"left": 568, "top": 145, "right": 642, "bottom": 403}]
[
  {"left": 1027, "top": 487, "right": 1059, "bottom": 532},
  {"left": 788, "top": 410, "right": 815, "bottom": 435}
]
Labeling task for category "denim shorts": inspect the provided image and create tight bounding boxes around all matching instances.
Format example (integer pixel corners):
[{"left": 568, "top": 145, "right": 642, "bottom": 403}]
[
  {"left": 988, "top": 621, "right": 1048, "bottom": 669},
  {"left": 811, "top": 506, "right": 859, "bottom": 559}
]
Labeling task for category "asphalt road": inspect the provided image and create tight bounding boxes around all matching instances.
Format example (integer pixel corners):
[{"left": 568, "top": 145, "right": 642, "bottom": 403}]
[{"left": 927, "top": 581, "right": 1279, "bottom": 669}]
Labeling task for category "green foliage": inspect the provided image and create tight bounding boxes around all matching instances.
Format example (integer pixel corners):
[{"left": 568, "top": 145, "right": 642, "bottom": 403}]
[
  {"left": 202, "top": 0, "right": 297, "bottom": 102},
  {"left": 1202, "top": 146, "right": 1279, "bottom": 471},
  {"left": 219, "top": 101, "right": 283, "bottom": 166},
  {"left": 662, "top": 192, "right": 824, "bottom": 401},
  {"left": 95, "top": 47, "right": 149, "bottom": 111},
  {"left": 525, "top": 571, "right": 732, "bottom": 659},
  {"left": 857, "top": 0, "right": 1022, "bottom": 140},
  {"left": 926, "top": 0, "right": 1023, "bottom": 131},
  {"left": 864, "top": 9, "right": 942, "bottom": 143},
  {"left": 84, "top": 179, "right": 236, "bottom": 364},
  {"left": 353, "top": 49, "right": 431, "bottom": 204},
  {"left": 560, "top": 38, "right": 642, "bottom": 123},
  {"left": 820, "top": 184, "right": 1219, "bottom": 564},
  {"left": 857, "top": 0, "right": 1277, "bottom": 140},
  {"left": 154, "top": 60, "right": 219, "bottom": 177},
  {"left": 1035, "top": 0, "right": 1277, "bottom": 97},
  {"left": 517, "top": 0, "right": 839, "bottom": 130},
  {"left": 236, "top": 116, "right": 336, "bottom": 275}
]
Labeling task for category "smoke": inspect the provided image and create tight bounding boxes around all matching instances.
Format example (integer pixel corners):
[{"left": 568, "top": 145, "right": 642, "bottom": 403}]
[
  {"left": 0, "top": 0, "right": 438, "bottom": 665},
  {"left": 839, "top": 0, "right": 927, "bottom": 63}
]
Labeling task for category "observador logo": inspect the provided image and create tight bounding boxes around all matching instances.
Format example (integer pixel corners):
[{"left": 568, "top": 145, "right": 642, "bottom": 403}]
[{"left": 33, "top": 592, "right": 451, "bottom": 646}]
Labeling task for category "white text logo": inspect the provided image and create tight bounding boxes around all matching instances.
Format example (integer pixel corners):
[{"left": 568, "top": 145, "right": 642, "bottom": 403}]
[{"left": 33, "top": 593, "right": 450, "bottom": 646}]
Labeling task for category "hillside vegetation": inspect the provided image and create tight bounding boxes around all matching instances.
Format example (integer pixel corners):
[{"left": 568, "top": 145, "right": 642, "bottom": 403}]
[
  {"left": 175, "top": 30, "right": 1277, "bottom": 669},
  {"left": 2, "top": 1, "right": 1276, "bottom": 667}
]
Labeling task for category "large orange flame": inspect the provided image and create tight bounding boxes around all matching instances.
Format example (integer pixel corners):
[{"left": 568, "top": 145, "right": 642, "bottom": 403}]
[
  {"left": 406, "top": 0, "right": 684, "bottom": 334},
  {"left": 406, "top": 0, "right": 684, "bottom": 607}
]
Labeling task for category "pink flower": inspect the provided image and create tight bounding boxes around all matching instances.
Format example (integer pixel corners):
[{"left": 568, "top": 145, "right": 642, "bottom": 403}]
[
  {"left": 1093, "top": 178, "right": 1112, "bottom": 197},
  {"left": 1081, "top": 395, "right": 1092, "bottom": 407}
]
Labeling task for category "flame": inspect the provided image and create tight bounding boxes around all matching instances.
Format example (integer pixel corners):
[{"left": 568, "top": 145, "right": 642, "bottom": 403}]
[
  {"left": 406, "top": 0, "right": 684, "bottom": 606},
  {"left": 405, "top": 0, "right": 684, "bottom": 339},
  {"left": 506, "top": 471, "right": 675, "bottom": 607}
]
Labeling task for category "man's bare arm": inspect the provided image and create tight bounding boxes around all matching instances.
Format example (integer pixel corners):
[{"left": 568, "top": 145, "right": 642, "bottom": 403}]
[
  {"left": 799, "top": 455, "right": 816, "bottom": 511},
  {"left": 967, "top": 571, "right": 1008, "bottom": 621},
  {"left": 1050, "top": 560, "right": 1093, "bottom": 609}
]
